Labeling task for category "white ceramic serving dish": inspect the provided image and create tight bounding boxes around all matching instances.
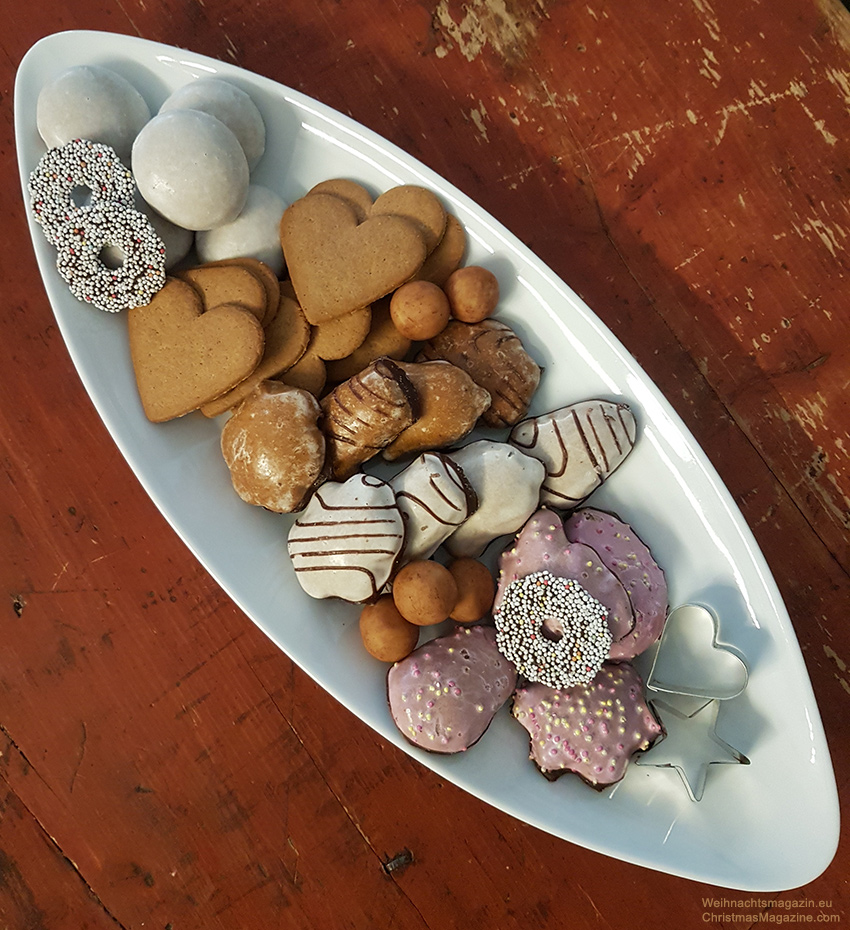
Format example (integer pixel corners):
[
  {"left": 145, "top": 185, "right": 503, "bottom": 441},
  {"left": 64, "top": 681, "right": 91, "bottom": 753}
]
[{"left": 15, "top": 30, "right": 839, "bottom": 891}]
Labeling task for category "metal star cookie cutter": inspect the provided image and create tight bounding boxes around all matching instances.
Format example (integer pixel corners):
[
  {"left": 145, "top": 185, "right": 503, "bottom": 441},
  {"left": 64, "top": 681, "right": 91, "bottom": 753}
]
[{"left": 637, "top": 603, "right": 750, "bottom": 801}]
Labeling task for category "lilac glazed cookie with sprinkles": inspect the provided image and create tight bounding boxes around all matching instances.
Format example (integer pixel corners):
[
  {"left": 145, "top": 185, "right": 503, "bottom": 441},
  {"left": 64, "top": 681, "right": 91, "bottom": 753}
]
[
  {"left": 512, "top": 662, "right": 663, "bottom": 787},
  {"left": 493, "top": 508, "right": 639, "bottom": 683},
  {"left": 28, "top": 138, "right": 135, "bottom": 244},
  {"left": 54, "top": 201, "right": 166, "bottom": 313},
  {"left": 387, "top": 625, "right": 517, "bottom": 754}
]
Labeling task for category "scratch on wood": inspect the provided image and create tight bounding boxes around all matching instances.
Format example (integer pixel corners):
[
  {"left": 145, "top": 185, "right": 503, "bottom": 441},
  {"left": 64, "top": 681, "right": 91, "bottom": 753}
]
[
  {"left": 51, "top": 562, "right": 69, "bottom": 591},
  {"left": 576, "top": 881, "right": 610, "bottom": 925},
  {"left": 824, "top": 645, "right": 850, "bottom": 695},
  {"left": 432, "top": 0, "right": 539, "bottom": 64},
  {"left": 69, "top": 721, "right": 87, "bottom": 793},
  {"left": 674, "top": 247, "right": 705, "bottom": 270}
]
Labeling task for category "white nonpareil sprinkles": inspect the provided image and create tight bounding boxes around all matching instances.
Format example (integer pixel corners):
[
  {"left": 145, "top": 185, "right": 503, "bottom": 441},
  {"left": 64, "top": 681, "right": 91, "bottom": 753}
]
[
  {"left": 28, "top": 138, "right": 135, "bottom": 244},
  {"left": 55, "top": 202, "right": 166, "bottom": 313},
  {"left": 28, "top": 138, "right": 166, "bottom": 313},
  {"left": 494, "top": 570, "right": 612, "bottom": 688}
]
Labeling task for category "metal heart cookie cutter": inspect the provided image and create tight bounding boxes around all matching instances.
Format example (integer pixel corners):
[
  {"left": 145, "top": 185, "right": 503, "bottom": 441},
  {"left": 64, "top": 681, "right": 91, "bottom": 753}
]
[{"left": 636, "top": 603, "right": 750, "bottom": 802}]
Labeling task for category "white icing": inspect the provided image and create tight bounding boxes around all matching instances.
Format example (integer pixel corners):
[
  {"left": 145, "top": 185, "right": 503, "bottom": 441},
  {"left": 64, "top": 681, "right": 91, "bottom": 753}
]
[
  {"left": 444, "top": 440, "right": 545, "bottom": 558},
  {"left": 509, "top": 400, "right": 637, "bottom": 509},
  {"left": 287, "top": 474, "right": 404, "bottom": 602},
  {"left": 389, "top": 452, "right": 474, "bottom": 564},
  {"left": 36, "top": 65, "right": 151, "bottom": 161},
  {"left": 196, "top": 184, "right": 286, "bottom": 275},
  {"left": 159, "top": 77, "right": 266, "bottom": 170},
  {"left": 132, "top": 109, "right": 249, "bottom": 231}
]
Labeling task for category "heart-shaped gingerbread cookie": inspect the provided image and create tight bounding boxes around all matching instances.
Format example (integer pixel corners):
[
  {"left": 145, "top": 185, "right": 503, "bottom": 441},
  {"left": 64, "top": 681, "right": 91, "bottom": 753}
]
[
  {"left": 128, "top": 277, "right": 264, "bottom": 422},
  {"left": 370, "top": 184, "right": 447, "bottom": 254},
  {"left": 280, "top": 192, "right": 426, "bottom": 325}
]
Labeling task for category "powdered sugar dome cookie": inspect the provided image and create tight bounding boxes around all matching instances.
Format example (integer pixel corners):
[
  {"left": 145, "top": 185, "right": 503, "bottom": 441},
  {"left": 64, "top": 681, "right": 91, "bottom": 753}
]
[
  {"left": 195, "top": 184, "right": 286, "bottom": 275},
  {"left": 132, "top": 109, "right": 249, "bottom": 231},
  {"left": 36, "top": 65, "right": 151, "bottom": 162},
  {"left": 159, "top": 77, "right": 266, "bottom": 170}
]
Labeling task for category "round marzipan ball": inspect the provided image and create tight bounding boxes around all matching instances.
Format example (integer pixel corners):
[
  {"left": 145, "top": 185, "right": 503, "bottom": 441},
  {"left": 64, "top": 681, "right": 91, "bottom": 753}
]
[
  {"left": 389, "top": 280, "right": 451, "bottom": 341},
  {"left": 444, "top": 265, "right": 499, "bottom": 323},
  {"left": 392, "top": 560, "right": 458, "bottom": 627},
  {"left": 447, "top": 558, "right": 495, "bottom": 623},
  {"left": 359, "top": 596, "right": 420, "bottom": 662}
]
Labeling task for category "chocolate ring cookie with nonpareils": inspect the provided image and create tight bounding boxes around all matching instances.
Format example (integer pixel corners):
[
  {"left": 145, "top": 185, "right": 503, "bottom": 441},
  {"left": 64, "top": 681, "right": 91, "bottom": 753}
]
[
  {"left": 54, "top": 201, "right": 166, "bottom": 313},
  {"left": 494, "top": 569, "right": 613, "bottom": 689},
  {"left": 28, "top": 138, "right": 135, "bottom": 244}
]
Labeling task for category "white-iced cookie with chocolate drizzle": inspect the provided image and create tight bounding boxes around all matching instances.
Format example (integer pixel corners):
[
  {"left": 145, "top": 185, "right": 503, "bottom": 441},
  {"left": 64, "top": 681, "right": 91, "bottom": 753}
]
[
  {"left": 443, "top": 440, "right": 545, "bottom": 559},
  {"left": 287, "top": 474, "right": 405, "bottom": 603},
  {"left": 509, "top": 400, "right": 637, "bottom": 511},
  {"left": 389, "top": 451, "right": 478, "bottom": 565}
]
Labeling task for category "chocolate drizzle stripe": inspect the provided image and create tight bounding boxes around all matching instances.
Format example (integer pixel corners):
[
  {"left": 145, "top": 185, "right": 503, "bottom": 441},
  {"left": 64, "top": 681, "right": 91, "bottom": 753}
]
[
  {"left": 547, "top": 420, "right": 570, "bottom": 479},
  {"left": 604, "top": 409, "right": 624, "bottom": 455},
  {"left": 396, "top": 492, "right": 464, "bottom": 524},
  {"left": 291, "top": 528, "right": 403, "bottom": 540},
  {"left": 616, "top": 404, "right": 636, "bottom": 445},
  {"left": 586, "top": 406, "right": 609, "bottom": 472},
  {"left": 510, "top": 419, "right": 538, "bottom": 451},
  {"left": 291, "top": 533, "right": 403, "bottom": 545},
  {"left": 293, "top": 546, "right": 401, "bottom": 558},
  {"left": 572, "top": 406, "right": 601, "bottom": 473},
  {"left": 296, "top": 517, "right": 401, "bottom": 527}
]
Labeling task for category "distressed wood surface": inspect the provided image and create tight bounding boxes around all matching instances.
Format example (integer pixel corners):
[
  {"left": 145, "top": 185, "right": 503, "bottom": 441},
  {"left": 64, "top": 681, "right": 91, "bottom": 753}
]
[{"left": 2, "top": 1, "right": 849, "bottom": 927}]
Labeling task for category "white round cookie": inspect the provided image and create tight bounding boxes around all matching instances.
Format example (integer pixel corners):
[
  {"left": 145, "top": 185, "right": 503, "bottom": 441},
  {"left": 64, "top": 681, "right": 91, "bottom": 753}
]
[
  {"left": 195, "top": 184, "right": 285, "bottom": 274},
  {"left": 36, "top": 65, "right": 151, "bottom": 162},
  {"left": 132, "top": 109, "right": 249, "bottom": 231},
  {"left": 159, "top": 77, "right": 266, "bottom": 170}
]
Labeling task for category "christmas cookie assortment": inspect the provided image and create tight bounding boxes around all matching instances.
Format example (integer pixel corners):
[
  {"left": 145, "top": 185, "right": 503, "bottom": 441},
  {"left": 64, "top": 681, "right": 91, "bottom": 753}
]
[{"left": 26, "top": 60, "right": 671, "bottom": 793}]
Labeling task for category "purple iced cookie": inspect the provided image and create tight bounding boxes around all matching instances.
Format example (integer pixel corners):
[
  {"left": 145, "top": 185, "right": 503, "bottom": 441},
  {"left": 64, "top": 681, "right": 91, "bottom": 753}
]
[
  {"left": 511, "top": 661, "right": 663, "bottom": 787},
  {"left": 564, "top": 508, "right": 668, "bottom": 659},
  {"left": 387, "top": 625, "right": 517, "bottom": 754},
  {"left": 495, "top": 509, "right": 635, "bottom": 644}
]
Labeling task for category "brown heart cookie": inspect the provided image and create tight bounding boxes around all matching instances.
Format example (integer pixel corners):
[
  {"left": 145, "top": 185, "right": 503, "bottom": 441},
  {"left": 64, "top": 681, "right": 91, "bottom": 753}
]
[
  {"left": 280, "top": 192, "right": 426, "bottom": 325},
  {"left": 175, "top": 263, "right": 269, "bottom": 324},
  {"left": 412, "top": 213, "right": 467, "bottom": 286},
  {"left": 200, "top": 291, "right": 311, "bottom": 417},
  {"left": 370, "top": 185, "right": 447, "bottom": 255},
  {"left": 308, "top": 178, "right": 374, "bottom": 223},
  {"left": 128, "top": 277, "right": 264, "bottom": 422}
]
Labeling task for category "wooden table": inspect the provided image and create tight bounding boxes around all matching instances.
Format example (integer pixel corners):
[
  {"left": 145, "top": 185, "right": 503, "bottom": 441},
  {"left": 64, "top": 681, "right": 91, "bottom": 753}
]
[{"left": 2, "top": 1, "right": 849, "bottom": 927}]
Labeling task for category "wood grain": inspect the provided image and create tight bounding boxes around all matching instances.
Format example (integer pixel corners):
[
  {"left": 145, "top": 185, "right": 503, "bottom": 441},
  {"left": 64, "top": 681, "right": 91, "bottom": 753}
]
[{"left": 2, "top": 1, "right": 848, "bottom": 927}]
